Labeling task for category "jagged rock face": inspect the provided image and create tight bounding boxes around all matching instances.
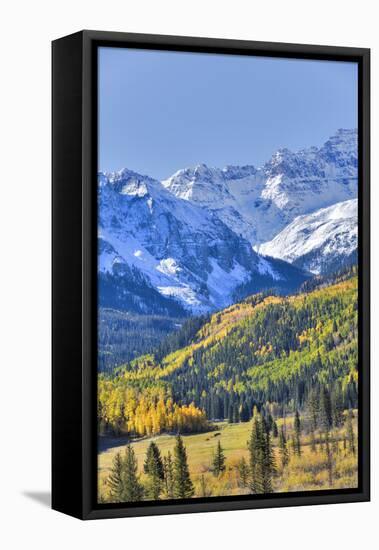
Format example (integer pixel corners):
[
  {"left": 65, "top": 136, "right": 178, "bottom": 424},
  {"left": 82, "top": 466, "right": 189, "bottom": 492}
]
[
  {"left": 98, "top": 169, "right": 308, "bottom": 314},
  {"left": 98, "top": 129, "right": 357, "bottom": 313},
  {"left": 163, "top": 129, "right": 358, "bottom": 245}
]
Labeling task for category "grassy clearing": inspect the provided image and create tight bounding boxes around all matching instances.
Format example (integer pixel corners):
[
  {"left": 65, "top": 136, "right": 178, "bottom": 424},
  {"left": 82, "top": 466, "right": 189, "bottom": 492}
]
[{"left": 98, "top": 412, "right": 358, "bottom": 501}]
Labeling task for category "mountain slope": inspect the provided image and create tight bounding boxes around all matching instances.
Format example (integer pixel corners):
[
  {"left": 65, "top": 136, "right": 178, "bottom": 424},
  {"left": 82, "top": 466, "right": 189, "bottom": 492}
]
[
  {"left": 98, "top": 169, "right": 309, "bottom": 314},
  {"left": 100, "top": 274, "right": 358, "bottom": 430},
  {"left": 162, "top": 129, "right": 357, "bottom": 245},
  {"left": 257, "top": 199, "right": 358, "bottom": 275}
]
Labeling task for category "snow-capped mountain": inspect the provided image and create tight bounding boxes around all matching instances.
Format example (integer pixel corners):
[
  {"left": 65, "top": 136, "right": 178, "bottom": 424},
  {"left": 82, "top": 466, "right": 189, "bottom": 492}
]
[
  {"left": 257, "top": 199, "right": 358, "bottom": 275},
  {"left": 162, "top": 129, "right": 357, "bottom": 245},
  {"left": 98, "top": 169, "right": 308, "bottom": 314},
  {"left": 98, "top": 128, "right": 358, "bottom": 313}
]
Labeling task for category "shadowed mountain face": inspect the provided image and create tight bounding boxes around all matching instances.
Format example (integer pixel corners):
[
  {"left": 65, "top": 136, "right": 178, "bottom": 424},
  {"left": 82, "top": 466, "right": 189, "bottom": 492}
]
[{"left": 98, "top": 129, "right": 357, "bottom": 314}]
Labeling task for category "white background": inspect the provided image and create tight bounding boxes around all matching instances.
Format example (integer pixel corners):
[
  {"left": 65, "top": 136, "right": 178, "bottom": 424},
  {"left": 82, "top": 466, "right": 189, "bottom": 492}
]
[{"left": 0, "top": 0, "right": 376, "bottom": 548}]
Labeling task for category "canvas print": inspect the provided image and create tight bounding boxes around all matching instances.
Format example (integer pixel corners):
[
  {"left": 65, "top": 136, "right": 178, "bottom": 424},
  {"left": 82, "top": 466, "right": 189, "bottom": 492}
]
[{"left": 97, "top": 47, "right": 359, "bottom": 504}]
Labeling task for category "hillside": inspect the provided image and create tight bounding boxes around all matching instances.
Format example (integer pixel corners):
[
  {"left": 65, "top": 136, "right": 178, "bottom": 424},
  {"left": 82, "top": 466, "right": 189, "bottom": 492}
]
[{"left": 98, "top": 272, "right": 358, "bottom": 437}]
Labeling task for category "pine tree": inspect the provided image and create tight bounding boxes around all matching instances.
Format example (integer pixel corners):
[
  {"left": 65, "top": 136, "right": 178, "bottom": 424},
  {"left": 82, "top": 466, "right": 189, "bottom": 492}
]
[
  {"left": 249, "top": 414, "right": 265, "bottom": 493},
  {"left": 263, "top": 429, "right": 276, "bottom": 492},
  {"left": 333, "top": 385, "right": 345, "bottom": 428},
  {"left": 228, "top": 403, "right": 234, "bottom": 423},
  {"left": 212, "top": 440, "right": 226, "bottom": 477},
  {"left": 123, "top": 445, "right": 144, "bottom": 502},
  {"left": 278, "top": 425, "right": 289, "bottom": 469},
  {"left": 144, "top": 442, "right": 164, "bottom": 479},
  {"left": 144, "top": 441, "right": 164, "bottom": 500},
  {"left": 233, "top": 403, "right": 240, "bottom": 423},
  {"left": 272, "top": 420, "right": 278, "bottom": 438},
  {"left": 107, "top": 451, "right": 124, "bottom": 502},
  {"left": 346, "top": 409, "right": 356, "bottom": 455},
  {"left": 249, "top": 412, "right": 275, "bottom": 494},
  {"left": 294, "top": 410, "right": 302, "bottom": 456},
  {"left": 319, "top": 386, "right": 333, "bottom": 432},
  {"left": 237, "top": 456, "right": 249, "bottom": 488},
  {"left": 240, "top": 401, "right": 250, "bottom": 422},
  {"left": 173, "top": 435, "right": 194, "bottom": 498},
  {"left": 163, "top": 451, "right": 174, "bottom": 498},
  {"left": 290, "top": 434, "right": 297, "bottom": 455},
  {"left": 325, "top": 431, "right": 334, "bottom": 487},
  {"left": 307, "top": 387, "right": 319, "bottom": 452}
]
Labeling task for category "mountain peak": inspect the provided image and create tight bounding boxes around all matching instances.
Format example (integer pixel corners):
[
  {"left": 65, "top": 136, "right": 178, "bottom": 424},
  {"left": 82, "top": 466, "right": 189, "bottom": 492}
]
[{"left": 100, "top": 168, "right": 162, "bottom": 198}]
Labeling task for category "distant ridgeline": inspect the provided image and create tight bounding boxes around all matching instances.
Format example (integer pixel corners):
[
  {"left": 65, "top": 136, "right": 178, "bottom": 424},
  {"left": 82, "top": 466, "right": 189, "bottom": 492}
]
[{"left": 98, "top": 267, "right": 358, "bottom": 437}]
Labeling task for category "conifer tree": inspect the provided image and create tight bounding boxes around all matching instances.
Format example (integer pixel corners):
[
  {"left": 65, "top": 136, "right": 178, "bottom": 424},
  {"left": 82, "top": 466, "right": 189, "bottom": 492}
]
[
  {"left": 107, "top": 451, "right": 124, "bottom": 502},
  {"left": 123, "top": 445, "right": 144, "bottom": 502},
  {"left": 346, "top": 409, "right": 356, "bottom": 455},
  {"left": 294, "top": 410, "right": 302, "bottom": 456},
  {"left": 325, "top": 431, "right": 334, "bottom": 486},
  {"left": 233, "top": 403, "right": 240, "bottom": 423},
  {"left": 249, "top": 414, "right": 265, "bottom": 493},
  {"left": 266, "top": 414, "right": 274, "bottom": 434},
  {"left": 320, "top": 386, "right": 333, "bottom": 432},
  {"left": 228, "top": 403, "right": 234, "bottom": 424},
  {"left": 263, "top": 429, "right": 276, "bottom": 492},
  {"left": 212, "top": 440, "right": 226, "bottom": 477},
  {"left": 272, "top": 420, "right": 278, "bottom": 438},
  {"left": 249, "top": 412, "right": 275, "bottom": 494},
  {"left": 333, "top": 385, "right": 345, "bottom": 428},
  {"left": 237, "top": 456, "right": 249, "bottom": 488},
  {"left": 290, "top": 434, "right": 297, "bottom": 455},
  {"left": 307, "top": 387, "right": 319, "bottom": 452},
  {"left": 144, "top": 441, "right": 164, "bottom": 500},
  {"left": 163, "top": 451, "right": 174, "bottom": 498},
  {"left": 278, "top": 425, "right": 289, "bottom": 469},
  {"left": 144, "top": 441, "right": 164, "bottom": 479},
  {"left": 240, "top": 401, "right": 250, "bottom": 422},
  {"left": 173, "top": 435, "right": 194, "bottom": 498}
]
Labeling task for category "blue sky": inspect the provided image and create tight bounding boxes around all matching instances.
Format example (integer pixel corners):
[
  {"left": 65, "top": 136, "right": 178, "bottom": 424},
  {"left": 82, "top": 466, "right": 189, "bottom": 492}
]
[{"left": 98, "top": 47, "right": 358, "bottom": 180}]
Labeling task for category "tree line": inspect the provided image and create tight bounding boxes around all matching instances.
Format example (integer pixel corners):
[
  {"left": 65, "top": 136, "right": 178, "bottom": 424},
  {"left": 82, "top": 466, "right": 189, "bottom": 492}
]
[
  {"left": 105, "top": 435, "right": 194, "bottom": 502},
  {"left": 98, "top": 384, "right": 208, "bottom": 437}
]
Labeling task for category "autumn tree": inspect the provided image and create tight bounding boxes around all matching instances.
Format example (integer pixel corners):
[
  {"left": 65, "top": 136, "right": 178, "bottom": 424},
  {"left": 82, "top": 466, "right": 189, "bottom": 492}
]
[{"left": 199, "top": 474, "right": 212, "bottom": 497}]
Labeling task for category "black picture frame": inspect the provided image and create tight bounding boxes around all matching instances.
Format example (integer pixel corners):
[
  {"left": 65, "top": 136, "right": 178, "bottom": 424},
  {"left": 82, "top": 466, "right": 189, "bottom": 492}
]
[{"left": 52, "top": 30, "right": 370, "bottom": 520}]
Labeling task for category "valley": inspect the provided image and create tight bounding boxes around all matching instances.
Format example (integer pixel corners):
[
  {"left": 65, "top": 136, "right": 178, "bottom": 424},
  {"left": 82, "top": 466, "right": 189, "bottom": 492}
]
[
  {"left": 97, "top": 128, "right": 359, "bottom": 503},
  {"left": 97, "top": 269, "right": 359, "bottom": 502},
  {"left": 98, "top": 412, "right": 358, "bottom": 502}
]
